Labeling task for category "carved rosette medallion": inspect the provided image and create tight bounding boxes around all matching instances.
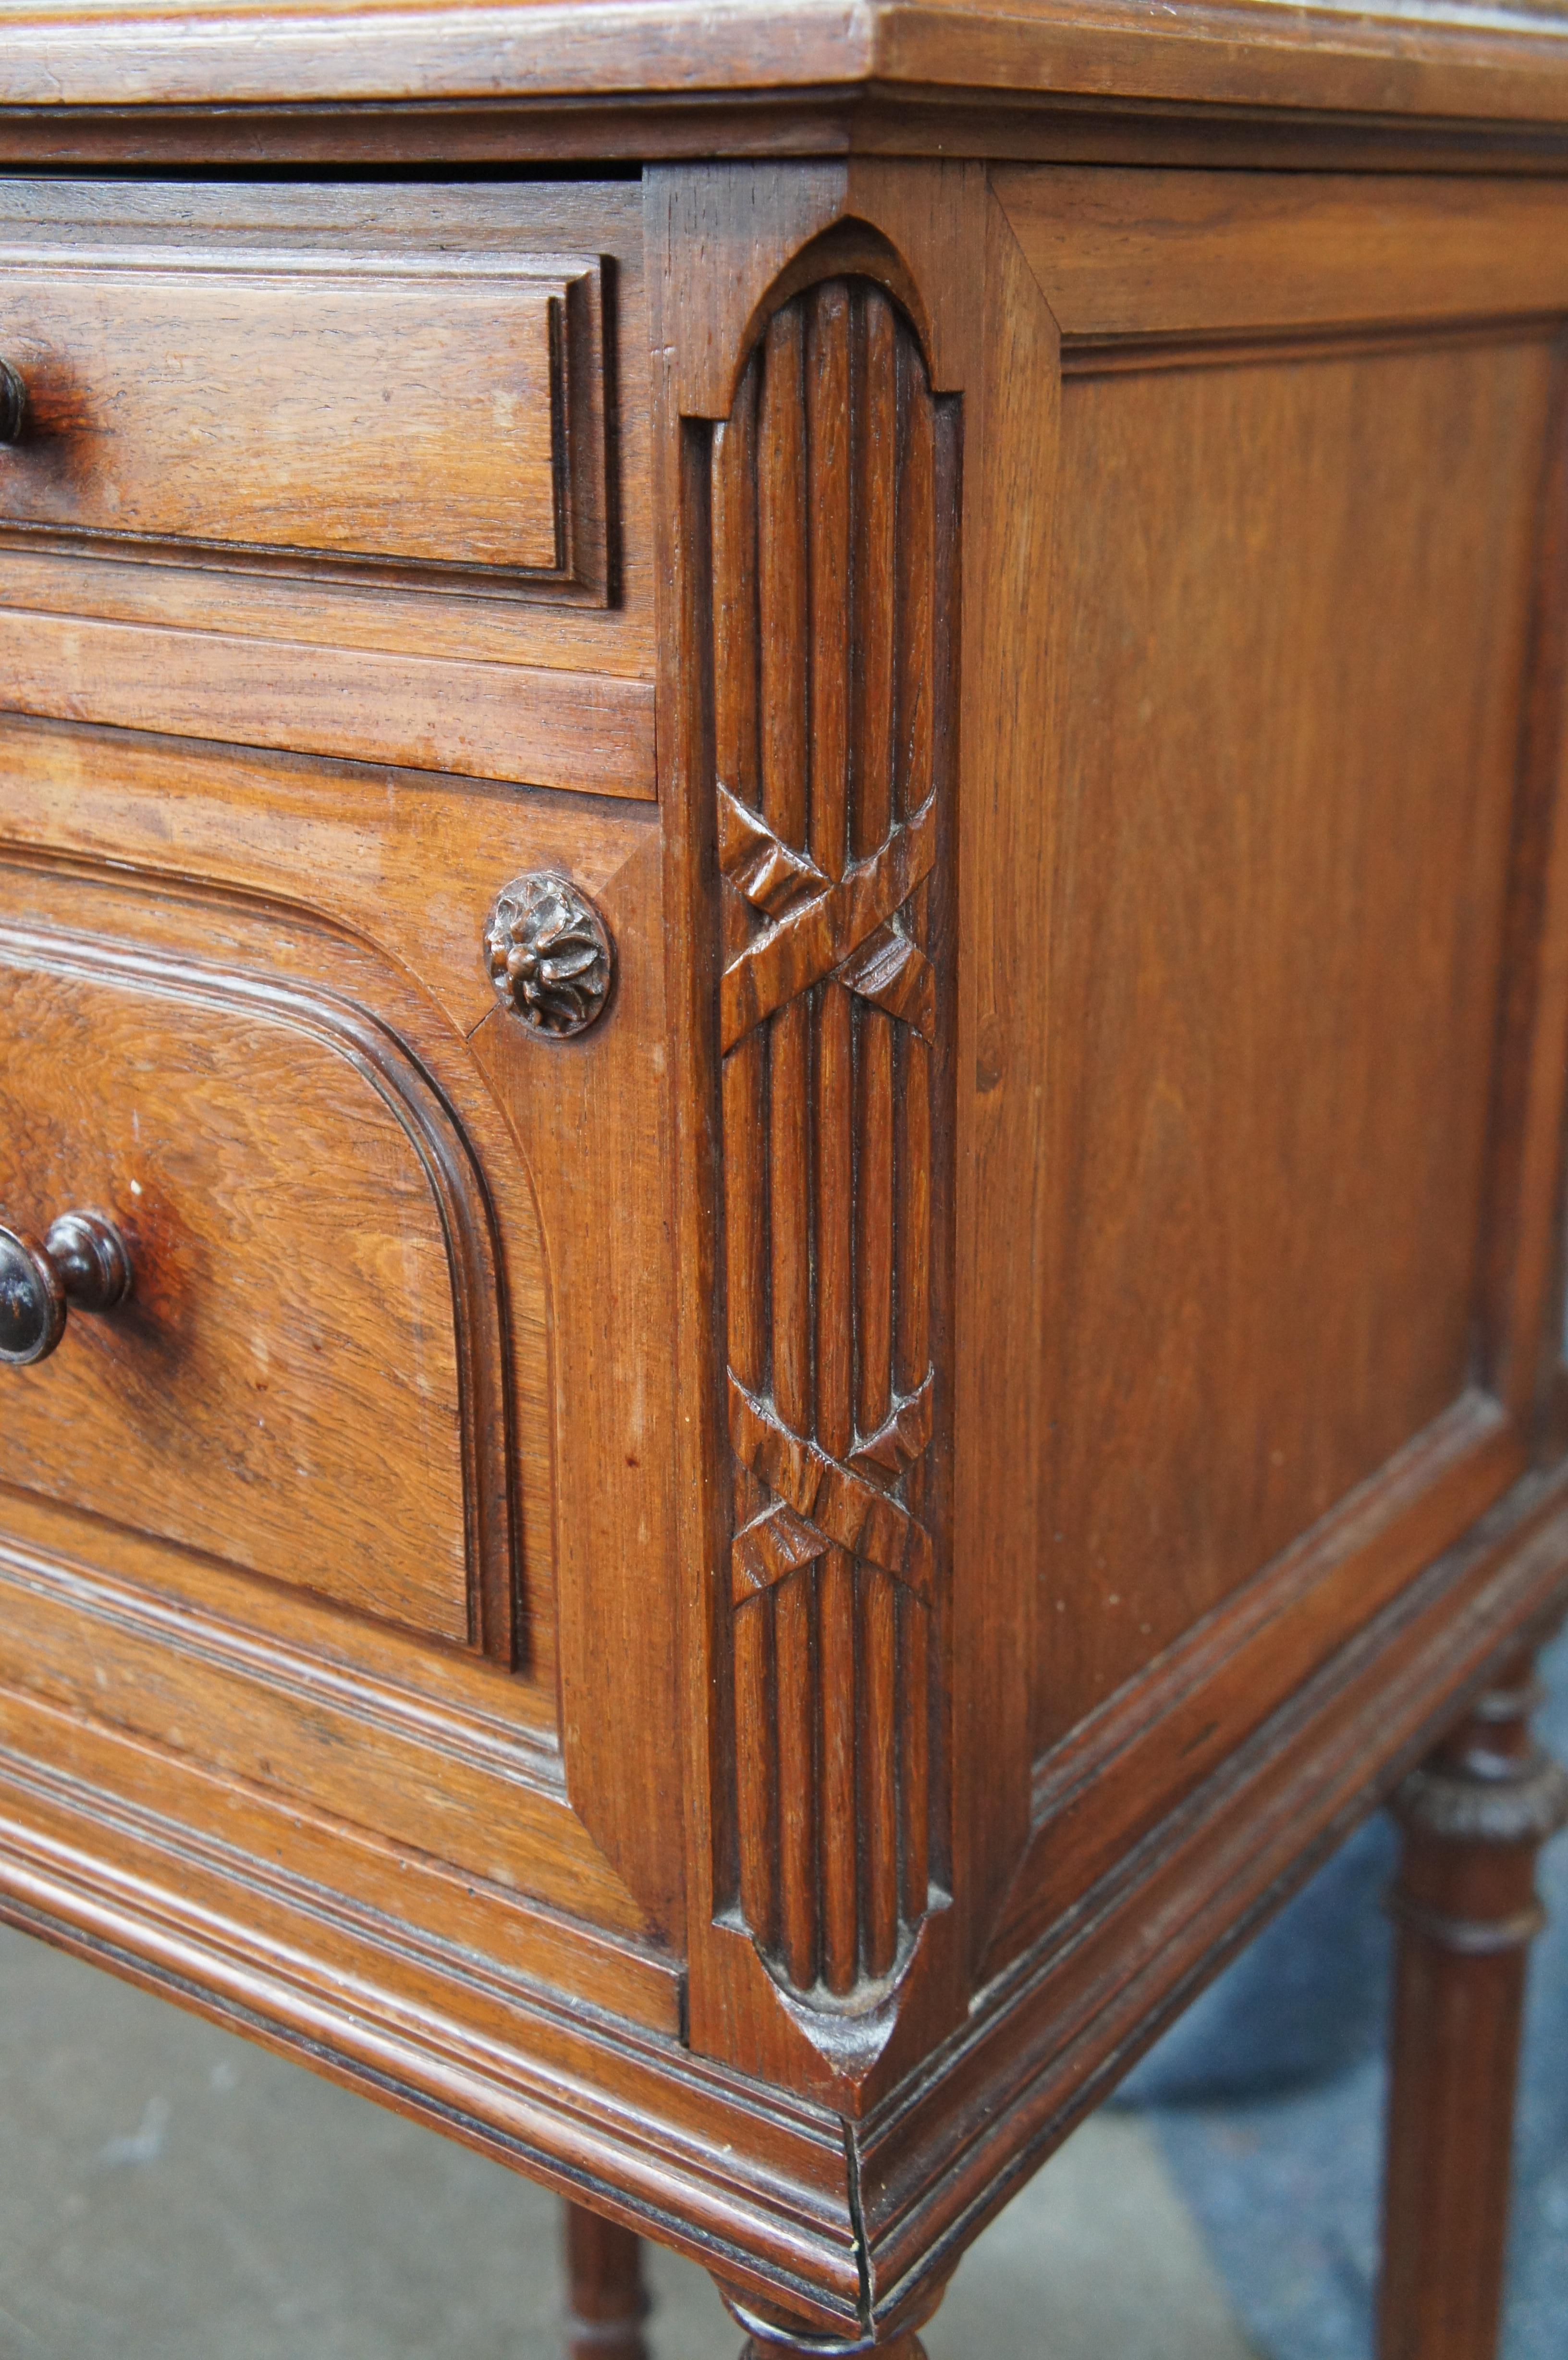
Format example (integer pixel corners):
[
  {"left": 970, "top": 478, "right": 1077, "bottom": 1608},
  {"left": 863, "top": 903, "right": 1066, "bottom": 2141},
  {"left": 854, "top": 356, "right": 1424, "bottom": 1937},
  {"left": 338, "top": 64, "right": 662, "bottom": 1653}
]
[
  {"left": 485, "top": 873, "right": 613, "bottom": 1036},
  {"left": 710, "top": 279, "right": 957, "bottom": 2009}
]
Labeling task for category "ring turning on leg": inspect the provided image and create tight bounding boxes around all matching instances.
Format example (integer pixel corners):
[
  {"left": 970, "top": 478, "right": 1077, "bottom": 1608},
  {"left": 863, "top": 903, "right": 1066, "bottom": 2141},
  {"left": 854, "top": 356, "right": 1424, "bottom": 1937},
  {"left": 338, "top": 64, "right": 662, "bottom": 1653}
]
[{"left": 1377, "top": 1650, "right": 1568, "bottom": 2360}]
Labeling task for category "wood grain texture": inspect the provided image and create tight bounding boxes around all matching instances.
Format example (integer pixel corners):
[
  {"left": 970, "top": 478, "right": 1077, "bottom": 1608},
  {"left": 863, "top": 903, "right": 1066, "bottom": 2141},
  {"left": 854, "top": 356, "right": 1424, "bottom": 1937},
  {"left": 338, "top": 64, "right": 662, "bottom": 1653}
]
[
  {"left": 0, "top": 605, "right": 656, "bottom": 800},
  {"left": 0, "top": 248, "right": 586, "bottom": 579},
  {"left": 995, "top": 1397, "right": 1526, "bottom": 1965},
  {"left": 1030, "top": 330, "right": 1550, "bottom": 1749},
  {"left": 2, "top": 118, "right": 1568, "bottom": 2360},
  {"left": 8, "top": 0, "right": 1568, "bottom": 133},
  {"left": 945, "top": 173, "right": 1059, "bottom": 1973},
  {"left": 0, "top": 713, "right": 647, "bottom": 1045},
  {"left": 0, "top": 1503, "right": 659, "bottom": 1947},
  {"left": 654, "top": 159, "right": 987, "bottom": 2111},
  {"left": 0, "top": 718, "right": 687, "bottom": 1937},
  {"left": 5, "top": 1445, "right": 1568, "bottom": 2338},
  {"left": 0, "top": 177, "right": 655, "bottom": 793},
  {"left": 0, "top": 854, "right": 532, "bottom": 1665},
  {"left": 712, "top": 278, "right": 954, "bottom": 2014},
  {"left": 0, "top": 944, "right": 478, "bottom": 1643},
  {"left": 0, "top": 1688, "right": 866, "bottom": 2328},
  {"left": 9, "top": 92, "right": 1568, "bottom": 184},
  {"left": 0, "top": 176, "right": 626, "bottom": 601},
  {"left": 468, "top": 823, "right": 687, "bottom": 1941},
  {"left": 1478, "top": 340, "right": 1568, "bottom": 1424},
  {"left": 0, "top": 179, "right": 651, "bottom": 664},
  {"left": 856, "top": 1487, "right": 1568, "bottom": 2334},
  {"left": 994, "top": 167, "right": 1568, "bottom": 344}
]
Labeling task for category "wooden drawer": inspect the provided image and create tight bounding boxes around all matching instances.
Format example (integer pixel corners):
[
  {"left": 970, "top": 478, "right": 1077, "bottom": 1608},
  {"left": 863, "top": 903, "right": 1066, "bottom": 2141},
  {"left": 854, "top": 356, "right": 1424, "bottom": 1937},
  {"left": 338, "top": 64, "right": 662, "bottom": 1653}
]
[
  {"left": 0, "top": 181, "right": 653, "bottom": 797},
  {"left": 0, "top": 235, "right": 598, "bottom": 587},
  {"left": 0, "top": 718, "right": 683, "bottom": 1995},
  {"left": 0, "top": 872, "right": 514, "bottom": 1654}
]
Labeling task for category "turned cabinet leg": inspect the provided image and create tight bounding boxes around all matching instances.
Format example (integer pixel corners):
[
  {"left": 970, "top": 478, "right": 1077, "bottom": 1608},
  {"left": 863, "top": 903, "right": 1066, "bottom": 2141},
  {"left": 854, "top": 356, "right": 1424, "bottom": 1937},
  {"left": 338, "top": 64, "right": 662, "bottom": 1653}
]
[
  {"left": 1377, "top": 1649, "right": 1568, "bottom": 2360},
  {"left": 716, "top": 2278, "right": 945, "bottom": 2359},
  {"left": 562, "top": 2200, "right": 650, "bottom": 2360}
]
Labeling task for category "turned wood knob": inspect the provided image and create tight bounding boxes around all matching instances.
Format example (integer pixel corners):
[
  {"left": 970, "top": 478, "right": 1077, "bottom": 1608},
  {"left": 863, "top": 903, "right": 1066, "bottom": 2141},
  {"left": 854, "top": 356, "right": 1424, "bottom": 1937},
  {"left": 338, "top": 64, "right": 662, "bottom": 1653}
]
[
  {"left": 0, "top": 1212, "right": 133, "bottom": 1366},
  {"left": 0, "top": 359, "right": 25, "bottom": 444}
]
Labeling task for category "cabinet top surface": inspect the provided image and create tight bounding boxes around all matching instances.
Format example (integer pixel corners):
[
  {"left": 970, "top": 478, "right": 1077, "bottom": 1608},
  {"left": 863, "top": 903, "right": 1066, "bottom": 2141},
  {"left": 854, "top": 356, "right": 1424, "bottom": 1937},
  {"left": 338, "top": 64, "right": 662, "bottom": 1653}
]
[{"left": 5, "top": 0, "right": 1568, "bottom": 129}]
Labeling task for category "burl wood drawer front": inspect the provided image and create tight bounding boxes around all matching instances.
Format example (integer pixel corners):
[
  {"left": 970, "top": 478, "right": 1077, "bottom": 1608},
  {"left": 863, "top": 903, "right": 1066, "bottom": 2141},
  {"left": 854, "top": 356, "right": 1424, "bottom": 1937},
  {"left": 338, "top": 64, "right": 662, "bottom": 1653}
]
[{"left": 0, "top": 181, "right": 653, "bottom": 796}]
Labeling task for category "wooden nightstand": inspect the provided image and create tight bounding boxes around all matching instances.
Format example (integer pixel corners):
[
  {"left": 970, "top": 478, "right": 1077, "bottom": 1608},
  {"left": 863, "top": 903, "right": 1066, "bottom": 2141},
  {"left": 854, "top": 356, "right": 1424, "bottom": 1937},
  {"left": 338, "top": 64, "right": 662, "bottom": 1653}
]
[{"left": 2, "top": 9, "right": 1568, "bottom": 2356}]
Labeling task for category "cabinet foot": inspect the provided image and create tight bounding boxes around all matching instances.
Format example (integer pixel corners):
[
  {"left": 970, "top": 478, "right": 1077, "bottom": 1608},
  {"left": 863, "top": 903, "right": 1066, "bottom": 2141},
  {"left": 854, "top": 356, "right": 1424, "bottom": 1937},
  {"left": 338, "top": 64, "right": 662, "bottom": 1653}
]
[{"left": 1377, "top": 1649, "right": 1568, "bottom": 2360}]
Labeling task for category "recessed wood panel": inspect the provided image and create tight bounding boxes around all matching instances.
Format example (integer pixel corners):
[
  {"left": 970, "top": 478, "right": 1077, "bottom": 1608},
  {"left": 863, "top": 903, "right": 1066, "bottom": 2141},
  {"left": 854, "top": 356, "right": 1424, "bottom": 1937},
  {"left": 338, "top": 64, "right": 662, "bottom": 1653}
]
[
  {"left": 0, "top": 920, "right": 485, "bottom": 1647},
  {"left": 1032, "top": 333, "right": 1552, "bottom": 1750}
]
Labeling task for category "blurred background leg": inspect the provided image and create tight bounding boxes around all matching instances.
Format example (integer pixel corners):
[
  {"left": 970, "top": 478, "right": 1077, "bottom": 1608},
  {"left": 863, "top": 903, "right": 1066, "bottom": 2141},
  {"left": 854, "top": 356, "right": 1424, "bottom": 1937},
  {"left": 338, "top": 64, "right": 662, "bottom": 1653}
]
[
  {"left": 564, "top": 2199, "right": 649, "bottom": 2360},
  {"left": 1377, "top": 1651, "right": 1568, "bottom": 2360}
]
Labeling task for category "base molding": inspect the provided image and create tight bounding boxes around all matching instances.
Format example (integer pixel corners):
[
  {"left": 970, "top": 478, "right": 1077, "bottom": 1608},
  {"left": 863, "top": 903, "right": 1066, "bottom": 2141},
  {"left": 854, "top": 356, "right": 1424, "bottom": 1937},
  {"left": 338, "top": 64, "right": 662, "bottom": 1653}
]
[{"left": 1, "top": 1464, "right": 1565, "bottom": 2335}]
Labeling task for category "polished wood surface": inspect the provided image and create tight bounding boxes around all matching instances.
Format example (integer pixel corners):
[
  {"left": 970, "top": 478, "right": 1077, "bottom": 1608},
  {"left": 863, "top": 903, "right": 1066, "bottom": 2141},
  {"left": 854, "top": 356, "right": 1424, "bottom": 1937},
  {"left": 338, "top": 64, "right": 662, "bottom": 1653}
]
[
  {"left": 0, "top": 15, "right": 1566, "bottom": 2357},
  {"left": 0, "top": 242, "right": 580, "bottom": 578},
  {"left": 0, "top": 179, "right": 649, "bottom": 794},
  {"left": 563, "top": 2200, "right": 649, "bottom": 2360},
  {"left": 714, "top": 273, "right": 951, "bottom": 2014},
  {"left": 1380, "top": 1654, "right": 1568, "bottom": 2360},
  {"left": 8, "top": 0, "right": 1568, "bottom": 148}
]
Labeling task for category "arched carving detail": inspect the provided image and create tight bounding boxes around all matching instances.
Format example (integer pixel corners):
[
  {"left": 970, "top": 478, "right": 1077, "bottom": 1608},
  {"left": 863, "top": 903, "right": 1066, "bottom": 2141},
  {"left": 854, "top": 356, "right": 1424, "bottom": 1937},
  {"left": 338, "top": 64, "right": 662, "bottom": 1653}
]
[{"left": 709, "top": 276, "right": 959, "bottom": 2008}]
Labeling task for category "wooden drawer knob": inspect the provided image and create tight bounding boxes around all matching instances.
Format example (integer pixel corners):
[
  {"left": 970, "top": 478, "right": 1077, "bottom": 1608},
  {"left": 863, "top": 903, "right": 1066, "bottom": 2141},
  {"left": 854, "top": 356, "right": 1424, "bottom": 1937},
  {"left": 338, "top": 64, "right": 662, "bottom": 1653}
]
[
  {"left": 0, "top": 358, "right": 25, "bottom": 444},
  {"left": 0, "top": 1211, "right": 133, "bottom": 1366},
  {"left": 484, "top": 873, "right": 614, "bottom": 1036}
]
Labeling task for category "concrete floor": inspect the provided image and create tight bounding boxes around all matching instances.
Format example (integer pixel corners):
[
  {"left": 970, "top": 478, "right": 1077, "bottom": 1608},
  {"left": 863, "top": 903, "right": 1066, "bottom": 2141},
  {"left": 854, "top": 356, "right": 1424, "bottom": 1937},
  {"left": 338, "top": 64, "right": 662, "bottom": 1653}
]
[{"left": 0, "top": 1921, "right": 1255, "bottom": 2359}]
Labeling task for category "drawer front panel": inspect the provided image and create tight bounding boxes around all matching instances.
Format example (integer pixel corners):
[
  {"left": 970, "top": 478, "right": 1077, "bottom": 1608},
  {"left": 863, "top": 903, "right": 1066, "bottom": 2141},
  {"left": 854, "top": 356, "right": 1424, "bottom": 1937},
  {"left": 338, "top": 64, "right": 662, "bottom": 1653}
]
[
  {"left": 0, "top": 249, "right": 585, "bottom": 579},
  {"left": 0, "top": 905, "right": 508, "bottom": 1651},
  {"left": 0, "top": 181, "right": 652, "bottom": 796}
]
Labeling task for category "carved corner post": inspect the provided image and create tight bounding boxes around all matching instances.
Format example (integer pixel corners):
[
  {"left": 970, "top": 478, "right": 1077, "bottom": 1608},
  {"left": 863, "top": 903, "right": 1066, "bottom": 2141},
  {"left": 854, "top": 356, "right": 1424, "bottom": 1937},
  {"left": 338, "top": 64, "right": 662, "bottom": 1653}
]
[
  {"left": 711, "top": 271, "right": 957, "bottom": 2031},
  {"left": 1378, "top": 1649, "right": 1568, "bottom": 2360},
  {"left": 562, "top": 2201, "right": 650, "bottom": 2360},
  {"left": 649, "top": 160, "right": 1020, "bottom": 2118}
]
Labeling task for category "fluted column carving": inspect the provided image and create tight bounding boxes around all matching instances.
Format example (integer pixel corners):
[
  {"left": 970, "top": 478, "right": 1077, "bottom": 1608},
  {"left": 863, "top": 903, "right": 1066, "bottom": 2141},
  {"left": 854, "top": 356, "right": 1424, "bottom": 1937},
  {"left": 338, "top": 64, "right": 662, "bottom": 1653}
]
[
  {"left": 710, "top": 276, "right": 956, "bottom": 2008},
  {"left": 1378, "top": 1651, "right": 1568, "bottom": 2360}
]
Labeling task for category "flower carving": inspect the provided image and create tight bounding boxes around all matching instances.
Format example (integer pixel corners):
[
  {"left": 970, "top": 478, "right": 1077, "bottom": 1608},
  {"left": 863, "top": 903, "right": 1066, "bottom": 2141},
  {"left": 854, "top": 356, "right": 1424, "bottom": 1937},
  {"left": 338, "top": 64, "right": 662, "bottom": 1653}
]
[{"left": 484, "top": 873, "right": 613, "bottom": 1037}]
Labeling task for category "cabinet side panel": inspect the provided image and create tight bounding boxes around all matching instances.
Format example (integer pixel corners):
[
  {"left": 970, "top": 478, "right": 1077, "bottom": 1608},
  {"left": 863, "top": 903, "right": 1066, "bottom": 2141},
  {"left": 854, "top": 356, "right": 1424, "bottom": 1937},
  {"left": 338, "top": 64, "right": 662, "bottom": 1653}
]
[{"left": 1033, "top": 334, "right": 1550, "bottom": 1748}]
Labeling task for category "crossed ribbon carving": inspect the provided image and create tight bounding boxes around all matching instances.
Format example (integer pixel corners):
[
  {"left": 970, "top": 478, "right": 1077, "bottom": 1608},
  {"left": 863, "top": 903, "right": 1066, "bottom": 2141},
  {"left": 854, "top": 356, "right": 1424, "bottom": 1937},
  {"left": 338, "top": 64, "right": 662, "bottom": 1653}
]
[
  {"left": 718, "top": 785, "right": 937, "bottom": 1053},
  {"left": 729, "top": 1374, "right": 935, "bottom": 1604},
  {"left": 721, "top": 785, "right": 937, "bottom": 1606}
]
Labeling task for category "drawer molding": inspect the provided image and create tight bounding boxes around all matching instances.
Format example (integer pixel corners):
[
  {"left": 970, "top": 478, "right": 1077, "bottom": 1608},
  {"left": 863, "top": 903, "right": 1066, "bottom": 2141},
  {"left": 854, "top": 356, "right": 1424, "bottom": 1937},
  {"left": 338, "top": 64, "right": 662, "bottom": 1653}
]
[
  {"left": 0, "top": 605, "right": 657, "bottom": 798},
  {"left": 0, "top": 238, "right": 610, "bottom": 597}
]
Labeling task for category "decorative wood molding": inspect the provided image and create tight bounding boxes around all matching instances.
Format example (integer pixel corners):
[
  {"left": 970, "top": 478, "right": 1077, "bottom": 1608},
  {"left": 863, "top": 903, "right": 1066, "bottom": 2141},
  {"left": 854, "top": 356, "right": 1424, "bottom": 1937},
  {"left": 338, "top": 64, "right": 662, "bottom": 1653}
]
[
  {"left": 3, "top": 1457, "right": 1566, "bottom": 2343},
  {"left": 708, "top": 276, "right": 958, "bottom": 2013},
  {"left": 0, "top": 218, "right": 610, "bottom": 600}
]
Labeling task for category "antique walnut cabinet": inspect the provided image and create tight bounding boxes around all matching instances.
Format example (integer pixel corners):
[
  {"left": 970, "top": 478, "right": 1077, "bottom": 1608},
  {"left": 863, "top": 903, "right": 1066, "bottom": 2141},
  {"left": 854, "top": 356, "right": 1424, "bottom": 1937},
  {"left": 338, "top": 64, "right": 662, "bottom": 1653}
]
[{"left": 5, "top": 5, "right": 1568, "bottom": 2356}]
